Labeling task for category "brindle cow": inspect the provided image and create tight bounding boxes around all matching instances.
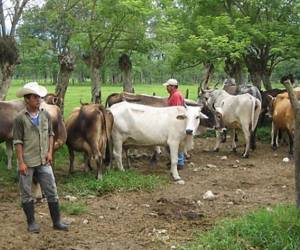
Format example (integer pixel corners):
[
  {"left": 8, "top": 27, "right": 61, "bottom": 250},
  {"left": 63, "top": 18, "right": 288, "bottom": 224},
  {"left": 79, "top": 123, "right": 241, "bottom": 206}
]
[{"left": 65, "top": 103, "right": 113, "bottom": 180}]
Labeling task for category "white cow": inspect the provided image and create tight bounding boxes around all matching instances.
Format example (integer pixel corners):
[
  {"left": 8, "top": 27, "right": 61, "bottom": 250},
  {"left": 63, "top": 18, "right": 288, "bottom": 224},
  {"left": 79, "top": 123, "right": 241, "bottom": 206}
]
[
  {"left": 202, "top": 89, "right": 261, "bottom": 158},
  {"left": 109, "top": 101, "right": 207, "bottom": 184}
]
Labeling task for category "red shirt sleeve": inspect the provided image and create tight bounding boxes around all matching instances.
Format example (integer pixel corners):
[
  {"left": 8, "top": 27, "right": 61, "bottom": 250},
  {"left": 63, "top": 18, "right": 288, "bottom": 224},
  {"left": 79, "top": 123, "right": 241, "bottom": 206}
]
[{"left": 168, "top": 90, "right": 185, "bottom": 106}]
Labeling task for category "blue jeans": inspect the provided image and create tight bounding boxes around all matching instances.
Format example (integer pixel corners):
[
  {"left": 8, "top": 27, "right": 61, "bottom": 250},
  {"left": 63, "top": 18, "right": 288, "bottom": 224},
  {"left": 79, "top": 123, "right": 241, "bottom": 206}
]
[{"left": 178, "top": 152, "right": 185, "bottom": 168}]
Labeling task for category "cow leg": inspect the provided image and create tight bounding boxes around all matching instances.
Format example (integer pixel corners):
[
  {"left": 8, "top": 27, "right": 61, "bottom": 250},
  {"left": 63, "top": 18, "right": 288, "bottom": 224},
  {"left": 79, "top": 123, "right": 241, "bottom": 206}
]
[
  {"left": 6, "top": 140, "right": 13, "bottom": 170},
  {"left": 68, "top": 146, "right": 75, "bottom": 174},
  {"left": 221, "top": 128, "right": 227, "bottom": 143},
  {"left": 84, "top": 154, "right": 93, "bottom": 172},
  {"left": 287, "top": 131, "right": 294, "bottom": 158},
  {"left": 241, "top": 126, "right": 250, "bottom": 158},
  {"left": 213, "top": 130, "right": 221, "bottom": 152},
  {"left": 271, "top": 123, "right": 278, "bottom": 150},
  {"left": 231, "top": 129, "right": 237, "bottom": 153},
  {"left": 124, "top": 148, "right": 131, "bottom": 169},
  {"left": 96, "top": 156, "right": 104, "bottom": 180},
  {"left": 113, "top": 137, "right": 125, "bottom": 171},
  {"left": 250, "top": 127, "right": 257, "bottom": 150},
  {"left": 32, "top": 177, "right": 43, "bottom": 203},
  {"left": 150, "top": 146, "right": 161, "bottom": 167},
  {"left": 168, "top": 142, "right": 184, "bottom": 184}
]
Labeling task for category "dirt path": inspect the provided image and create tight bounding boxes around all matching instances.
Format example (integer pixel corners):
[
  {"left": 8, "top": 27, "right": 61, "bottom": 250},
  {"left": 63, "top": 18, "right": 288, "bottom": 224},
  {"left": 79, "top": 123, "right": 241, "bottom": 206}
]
[{"left": 0, "top": 137, "right": 294, "bottom": 250}]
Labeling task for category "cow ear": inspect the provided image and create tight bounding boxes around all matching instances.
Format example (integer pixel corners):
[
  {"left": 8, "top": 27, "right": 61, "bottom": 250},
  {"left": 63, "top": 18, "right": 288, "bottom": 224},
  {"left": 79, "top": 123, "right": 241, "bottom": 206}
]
[
  {"left": 53, "top": 97, "right": 58, "bottom": 105},
  {"left": 176, "top": 115, "right": 187, "bottom": 120}
]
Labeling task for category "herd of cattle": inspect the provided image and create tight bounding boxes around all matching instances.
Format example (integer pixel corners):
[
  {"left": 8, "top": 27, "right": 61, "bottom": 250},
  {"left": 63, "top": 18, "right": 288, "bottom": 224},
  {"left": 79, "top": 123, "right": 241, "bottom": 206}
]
[{"left": 0, "top": 77, "right": 297, "bottom": 184}]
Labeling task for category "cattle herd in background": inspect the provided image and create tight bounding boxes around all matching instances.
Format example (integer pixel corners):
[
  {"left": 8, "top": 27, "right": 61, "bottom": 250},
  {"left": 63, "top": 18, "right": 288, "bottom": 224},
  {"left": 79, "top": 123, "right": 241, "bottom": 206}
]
[{"left": 0, "top": 75, "right": 297, "bottom": 184}]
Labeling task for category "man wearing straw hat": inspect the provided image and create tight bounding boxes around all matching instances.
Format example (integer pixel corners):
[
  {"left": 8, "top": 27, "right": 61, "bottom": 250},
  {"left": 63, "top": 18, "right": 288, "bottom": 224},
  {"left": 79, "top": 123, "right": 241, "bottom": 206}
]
[
  {"left": 13, "top": 82, "right": 68, "bottom": 233},
  {"left": 163, "top": 78, "right": 185, "bottom": 169}
]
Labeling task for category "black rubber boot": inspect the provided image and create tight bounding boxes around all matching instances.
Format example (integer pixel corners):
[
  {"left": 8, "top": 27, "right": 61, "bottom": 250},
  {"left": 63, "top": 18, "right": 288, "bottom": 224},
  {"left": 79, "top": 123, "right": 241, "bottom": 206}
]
[
  {"left": 22, "top": 201, "right": 40, "bottom": 233},
  {"left": 48, "top": 202, "right": 68, "bottom": 231}
]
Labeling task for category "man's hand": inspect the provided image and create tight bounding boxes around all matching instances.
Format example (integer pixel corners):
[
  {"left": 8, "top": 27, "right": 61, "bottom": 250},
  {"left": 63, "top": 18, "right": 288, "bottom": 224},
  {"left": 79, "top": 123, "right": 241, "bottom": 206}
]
[
  {"left": 46, "top": 152, "right": 53, "bottom": 165},
  {"left": 19, "top": 162, "right": 28, "bottom": 175}
]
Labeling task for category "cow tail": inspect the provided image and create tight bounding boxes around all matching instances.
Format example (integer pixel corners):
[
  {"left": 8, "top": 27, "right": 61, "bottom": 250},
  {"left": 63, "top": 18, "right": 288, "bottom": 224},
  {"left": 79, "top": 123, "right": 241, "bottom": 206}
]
[{"left": 251, "top": 96, "right": 261, "bottom": 132}]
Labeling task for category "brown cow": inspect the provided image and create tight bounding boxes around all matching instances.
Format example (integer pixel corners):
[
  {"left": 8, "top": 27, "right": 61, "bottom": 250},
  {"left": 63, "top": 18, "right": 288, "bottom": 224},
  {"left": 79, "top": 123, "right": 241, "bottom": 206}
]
[
  {"left": 0, "top": 99, "right": 67, "bottom": 169},
  {"left": 66, "top": 103, "right": 113, "bottom": 180},
  {"left": 268, "top": 92, "right": 298, "bottom": 157}
]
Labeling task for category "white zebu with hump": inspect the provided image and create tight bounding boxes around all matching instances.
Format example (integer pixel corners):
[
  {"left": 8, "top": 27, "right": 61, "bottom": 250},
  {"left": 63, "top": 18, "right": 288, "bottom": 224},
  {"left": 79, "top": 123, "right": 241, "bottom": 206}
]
[
  {"left": 109, "top": 101, "right": 207, "bottom": 184},
  {"left": 202, "top": 89, "right": 261, "bottom": 158}
]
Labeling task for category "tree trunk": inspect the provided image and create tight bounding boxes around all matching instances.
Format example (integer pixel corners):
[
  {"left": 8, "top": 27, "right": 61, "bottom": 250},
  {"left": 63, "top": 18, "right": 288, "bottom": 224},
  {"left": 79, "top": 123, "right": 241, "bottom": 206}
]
[
  {"left": 224, "top": 58, "right": 243, "bottom": 85},
  {"left": 248, "top": 70, "right": 262, "bottom": 89},
  {"left": 0, "top": 37, "right": 19, "bottom": 100},
  {"left": 262, "top": 71, "right": 272, "bottom": 90},
  {"left": 55, "top": 52, "right": 75, "bottom": 114},
  {"left": 83, "top": 49, "right": 103, "bottom": 103},
  {"left": 200, "top": 62, "right": 214, "bottom": 90},
  {"left": 0, "top": 63, "right": 14, "bottom": 100},
  {"left": 90, "top": 64, "right": 101, "bottom": 103},
  {"left": 119, "top": 54, "right": 133, "bottom": 93},
  {"left": 282, "top": 78, "right": 300, "bottom": 209}
]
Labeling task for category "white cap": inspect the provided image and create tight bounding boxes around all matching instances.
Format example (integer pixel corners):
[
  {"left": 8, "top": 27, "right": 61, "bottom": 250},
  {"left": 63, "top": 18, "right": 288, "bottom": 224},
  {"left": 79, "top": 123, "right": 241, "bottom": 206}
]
[{"left": 163, "top": 78, "right": 178, "bottom": 86}]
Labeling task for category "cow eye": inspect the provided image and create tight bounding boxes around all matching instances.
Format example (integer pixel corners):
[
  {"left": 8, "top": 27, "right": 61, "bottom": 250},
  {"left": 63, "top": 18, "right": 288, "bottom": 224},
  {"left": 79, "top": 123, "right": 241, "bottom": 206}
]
[{"left": 196, "top": 115, "right": 200, "bottom": 119}]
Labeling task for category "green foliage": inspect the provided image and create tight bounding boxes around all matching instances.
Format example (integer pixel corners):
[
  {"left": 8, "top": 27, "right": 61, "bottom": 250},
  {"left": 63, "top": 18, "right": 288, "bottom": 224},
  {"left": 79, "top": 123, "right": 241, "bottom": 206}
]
[
  {"left": 59, "top": 170, "right": 168, "bottom": 197},
  {"left": 60, "top": 201, "right": 88, "bottom": 215},
  {"left": 182, "top": 204, "right": 300, "bottom": 250}
]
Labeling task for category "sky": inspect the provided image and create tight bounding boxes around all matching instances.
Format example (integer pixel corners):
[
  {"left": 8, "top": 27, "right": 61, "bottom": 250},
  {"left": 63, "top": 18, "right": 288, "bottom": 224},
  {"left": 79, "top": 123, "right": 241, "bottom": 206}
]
[{"left": 2, "top": 0, "right": 45, "bottom": 34}]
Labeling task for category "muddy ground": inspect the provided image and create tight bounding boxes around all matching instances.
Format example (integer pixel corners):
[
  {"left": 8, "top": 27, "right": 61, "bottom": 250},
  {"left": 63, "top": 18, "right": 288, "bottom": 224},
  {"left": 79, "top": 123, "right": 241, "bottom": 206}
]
[{"left": 0, "top": 136, "right": 295, "bottom": 250}]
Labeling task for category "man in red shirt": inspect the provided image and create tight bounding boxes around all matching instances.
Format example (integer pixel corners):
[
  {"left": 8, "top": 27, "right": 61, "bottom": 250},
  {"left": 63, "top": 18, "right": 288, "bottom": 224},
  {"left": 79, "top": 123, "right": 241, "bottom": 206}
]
[
  {"left": 163, "top": 78, "right": 185, "bottom": 169},
  {"left": 163, "top": 78, "right": 185, "bottom": 106}
]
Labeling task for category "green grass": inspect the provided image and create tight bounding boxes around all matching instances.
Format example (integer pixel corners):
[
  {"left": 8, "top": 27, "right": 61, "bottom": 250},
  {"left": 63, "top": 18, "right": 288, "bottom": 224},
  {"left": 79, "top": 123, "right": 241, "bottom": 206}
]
[
  {"left": 60, "top": 201, "right": 88, "bottom": 215},
  {"left": 0, "top": 145, "right": 18, "bottom": 186},
  {"left": 181, "top": 204, "right": 300, "bottom": 250},
  {"left": 6, "top": 81, "right": 200, "bottom": 118},
  {"left": 58, "top": 169, "right": 168, "bottom": 197}
]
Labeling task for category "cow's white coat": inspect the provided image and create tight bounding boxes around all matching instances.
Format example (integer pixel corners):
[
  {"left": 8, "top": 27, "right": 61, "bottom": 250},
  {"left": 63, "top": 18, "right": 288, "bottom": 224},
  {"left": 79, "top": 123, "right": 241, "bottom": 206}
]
[{"left": 109, "top": 102, "right": 206, "bottom": 183}]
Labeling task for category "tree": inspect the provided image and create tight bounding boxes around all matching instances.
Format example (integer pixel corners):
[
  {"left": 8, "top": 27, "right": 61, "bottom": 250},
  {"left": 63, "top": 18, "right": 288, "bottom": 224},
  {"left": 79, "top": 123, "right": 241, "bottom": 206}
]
[
  {"left": 281, "top": 75, "right": 300, "bottom": 209},
  {"left": 18, "top": 0, "right": 77, "bottom": 113},
  {"left": 225, "top": 0, "right": 300, "bottom": 89},
  {"left": 74, "top": 0, "right": 154, "bottom": 102},
  {"left": 0, "top": 0, "right": 29, "bottom": 100}
]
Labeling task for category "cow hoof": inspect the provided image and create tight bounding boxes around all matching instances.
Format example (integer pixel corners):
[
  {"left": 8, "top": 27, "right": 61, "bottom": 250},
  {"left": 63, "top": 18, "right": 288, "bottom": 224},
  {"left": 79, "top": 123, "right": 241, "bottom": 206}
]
[
  {"left": 242, "top": 154, "right": 249, "bottom": 158},
  {"left": 175, "top": 179, "right": 185, "bottom": 185},
  {"left": 232, "top": 148, "right": 237, "bottom": 153},
  {"left": 213, "top": 148, "right": 219, "bottom": 152},
  {"left": 272, "top": 145, "right": 277, "bottom": 151}
]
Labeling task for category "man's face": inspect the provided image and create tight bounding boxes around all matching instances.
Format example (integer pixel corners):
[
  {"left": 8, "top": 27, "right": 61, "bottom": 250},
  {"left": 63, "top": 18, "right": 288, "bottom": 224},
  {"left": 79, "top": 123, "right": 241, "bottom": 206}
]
[
  {"left": 166, "top": 85, "right": 174, "bottom": 93},
  {"left": 25, "top": 94, "right": 41, "bottom": 109}
]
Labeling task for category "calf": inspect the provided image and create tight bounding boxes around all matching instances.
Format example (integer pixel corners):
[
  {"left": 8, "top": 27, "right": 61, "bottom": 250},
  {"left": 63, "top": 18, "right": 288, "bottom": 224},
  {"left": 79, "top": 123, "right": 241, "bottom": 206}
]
[
  {"left": 109, "top": 102, "right": 207, "bottom": 184},
  {"left": 66, "top": 103, "right": 113, "bottom": 180}
]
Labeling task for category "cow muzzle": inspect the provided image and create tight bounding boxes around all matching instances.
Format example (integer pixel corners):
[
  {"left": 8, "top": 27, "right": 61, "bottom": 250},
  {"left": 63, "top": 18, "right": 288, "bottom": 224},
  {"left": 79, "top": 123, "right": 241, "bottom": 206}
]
[{"left": 186, "top": 129, "right": 193, "bottom": 135}]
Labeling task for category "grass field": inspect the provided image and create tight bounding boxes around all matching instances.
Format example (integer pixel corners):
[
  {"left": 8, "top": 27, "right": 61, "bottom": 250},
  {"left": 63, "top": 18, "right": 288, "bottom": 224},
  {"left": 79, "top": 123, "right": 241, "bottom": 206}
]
[{"left": 6, "top": 81, "right": 200, "bottom": 117}]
